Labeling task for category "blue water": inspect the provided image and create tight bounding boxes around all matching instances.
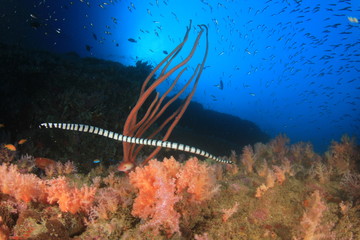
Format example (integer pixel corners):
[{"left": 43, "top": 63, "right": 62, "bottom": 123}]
[{"left": 1, "top": 0, "right": 359, "bottom": 153}]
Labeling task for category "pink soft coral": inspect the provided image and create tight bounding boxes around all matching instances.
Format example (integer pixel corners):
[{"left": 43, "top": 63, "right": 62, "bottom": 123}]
[{"left": 129, "top": 156, "right": 219, "bottom": 237}]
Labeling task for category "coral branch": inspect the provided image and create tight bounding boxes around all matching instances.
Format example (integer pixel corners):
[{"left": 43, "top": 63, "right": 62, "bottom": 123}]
[{"left": 121, "top": 21, "right": 209, "bottom": 169}]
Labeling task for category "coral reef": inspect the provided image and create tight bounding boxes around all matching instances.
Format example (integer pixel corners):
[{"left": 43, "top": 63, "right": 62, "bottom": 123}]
[{"left": 0, "top": 133, "right": 359, "bottom": 239}]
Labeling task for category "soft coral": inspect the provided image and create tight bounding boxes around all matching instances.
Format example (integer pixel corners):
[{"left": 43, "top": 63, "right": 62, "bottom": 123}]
[
  {"left": 130, "top": 158, "right": 181, "bottom": 236},
  {"left": 0, "top": 164, "right": 96, "bottom": 214},
  {"left": 46, "top": 176, "right": 97, "bottom": 214},
  {"left": 176, "top": 157, "right": 218, "bottom": 203},
  {"left": 0, "top": 164, "right": 46, "bottom": 203},
  {"left": 129, "top": 157, "right": 219, "bottom": 237}
]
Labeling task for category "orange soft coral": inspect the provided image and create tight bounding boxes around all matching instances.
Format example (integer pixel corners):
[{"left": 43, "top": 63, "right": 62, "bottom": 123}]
[
  {"left": 270, "top": 134, "right": 290, "bottom": 157},
  {"left": 46, "top": 176, "right": 97, "bottom": 214},
  {"left": 221, "top": 202, "right": 239, "bottom": 222},
  {"left": 0, "top": 164, "right": 47, "bottom": 203},
  {"left": 176, "top": 157, "right": 219, "bottom": 202},
  {"left": 295, "top": 190, "right": 328, "bottom": 240},
  {"left": 0, "top": 164, "right": 96, "bottom": 214},
  {"left": 328, "top": 134, "right": 360, "bottom": 173},
  {"left": 129, "top": 156, "right": 218, "bottom": 237},
  {"left": 241, "top": 145, "right": 255, "bottom": 173},
  {"left": 129, "top": 157, "right": 181, "bottom": 236}
]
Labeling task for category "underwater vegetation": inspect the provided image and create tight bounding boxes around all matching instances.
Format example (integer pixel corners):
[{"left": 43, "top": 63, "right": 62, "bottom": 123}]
[{"left": 0, "top": 134, "right": 359, "bottom": 239}]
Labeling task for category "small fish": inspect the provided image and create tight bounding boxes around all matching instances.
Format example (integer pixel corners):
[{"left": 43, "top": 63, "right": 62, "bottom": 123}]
[
  {"left": 18, "top": 139, "right": 27, "bottom": 145},
  {"left": 93, "top": 159, "right": 101, "bottom": 163},
  {"left": 214, "top": 80, "right": 224, "bottom": 90},
  {"left": 35, "top": 157, "right": 56, "bottom": 170},
  {"left": 171, "top": 12, "right": 179, "bottom": 22},
  {"left": 128, "top": 38, "right": 137, "bottom": 43},
  {"left": 92, "top": 33, "right": 97, "bottom": 40},
  {"left": 4, "top": 144, "right": 16, "bottom": 151},
  {"left": 118, "top": 161, "right": 135, "bottom": 173},
  {"left": 347, "top": 16, "right": 359, "bottom": 23},
  {"left": 85, "top": 45, "right": 92, "bottom": 51},
  {"left": 30, "top": 20, "right": 41, "bottom": 29},
  {"left": 111, "top": 17, "right": 118, "bottom": 24},
  {"left": 249, "top": 93, "right": 256, "bottom": 96},
  {"left": 217, "top": 2, "right": 226, "bottom": 8},
  {"left": 0, "top": 123, "right": 4, "bottom": 128},
  {"left": 163, "top": 50, "right": 168, "bottom": 55}
]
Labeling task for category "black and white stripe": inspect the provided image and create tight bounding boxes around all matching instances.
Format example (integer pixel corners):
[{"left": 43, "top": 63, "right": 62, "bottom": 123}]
[{"left": 39, "top": 122, "right": 233, "bottom": 164}]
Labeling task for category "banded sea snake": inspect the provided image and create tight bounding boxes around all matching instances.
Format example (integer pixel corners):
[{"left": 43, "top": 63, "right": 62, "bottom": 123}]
[{"left": 39, "top": 123, "right": 233, "bottom": 164}]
